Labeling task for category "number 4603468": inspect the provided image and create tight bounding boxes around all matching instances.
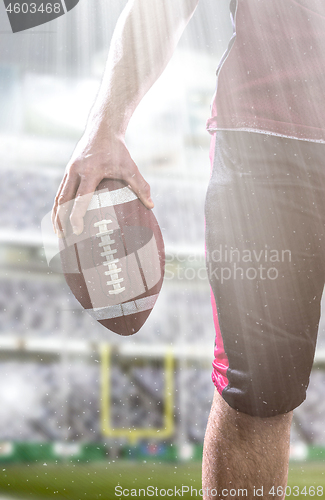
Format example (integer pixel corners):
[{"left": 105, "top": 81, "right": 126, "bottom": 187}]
[
  {"left": 6, "top": 3, "right": 62, "bottom": 14},
  {"left": 269, "top": 485, "right": 324, "bottom": 497}
]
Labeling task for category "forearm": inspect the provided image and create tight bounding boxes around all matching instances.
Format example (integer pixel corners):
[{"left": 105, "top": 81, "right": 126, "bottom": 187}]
[
  {"left": 87, "top": 0, "right": 199, "bottom": 137},
  {"left": 53, "top": 0, "right": 199, "bottom": 234}
]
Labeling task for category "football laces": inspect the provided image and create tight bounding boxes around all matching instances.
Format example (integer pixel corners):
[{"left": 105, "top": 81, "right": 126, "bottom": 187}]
[{"left": 94, "top": 219, "right": 126, "bottom": 295}]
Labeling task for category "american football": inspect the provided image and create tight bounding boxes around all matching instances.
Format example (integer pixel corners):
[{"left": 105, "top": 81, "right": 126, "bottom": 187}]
[{"left": 58, "top": 178, "right": 165, "bottom": 336}]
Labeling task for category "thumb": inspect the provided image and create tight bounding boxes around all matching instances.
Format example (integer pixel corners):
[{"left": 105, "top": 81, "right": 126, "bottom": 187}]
[{"left": 127, "top": 168, "right": 154, "bottom": 209}]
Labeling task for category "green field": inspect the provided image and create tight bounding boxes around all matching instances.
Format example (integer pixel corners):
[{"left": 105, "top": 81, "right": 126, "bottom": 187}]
[{"left": 0, "top": 461, "right": 324, "bottom": 499}]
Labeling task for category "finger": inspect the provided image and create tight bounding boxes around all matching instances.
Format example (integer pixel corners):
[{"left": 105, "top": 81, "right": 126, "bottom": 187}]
[
  {"left": 55, "top": 173, "right": 79, "bottom": 236},
  {"left": 51, "top": 173, "right": 67, "bottom": 234},
  {"left": 126, "top": 168, "right": 154, "bottom": 209},
  {"left": 69, "top": 178, "right": 99, "bottom": 235}
]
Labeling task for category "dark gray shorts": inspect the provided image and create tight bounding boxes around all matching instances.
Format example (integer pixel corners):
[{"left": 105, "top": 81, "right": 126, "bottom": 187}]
[{"left": 206, "top": 131, "right": 325, "bottom": 417}]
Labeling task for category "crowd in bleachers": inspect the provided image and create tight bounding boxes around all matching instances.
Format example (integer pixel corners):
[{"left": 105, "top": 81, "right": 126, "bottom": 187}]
[
  {"left": 1, "top": 355, "right": 324, "bottom": 446},
  {"left": 0, "top": 169, "right": 207, "bottom": 248},
  {"left": 0, "top": 362, "right": 100, "bottom": 441},
  {"left": 0, "top": 360, "right": 214, "bottom": 444},
  {"left": 0, "top": 276, "right": 214, "bottom": 344},
  {"left": 0, "top": 169, "right": 61, "bottom": 230}
]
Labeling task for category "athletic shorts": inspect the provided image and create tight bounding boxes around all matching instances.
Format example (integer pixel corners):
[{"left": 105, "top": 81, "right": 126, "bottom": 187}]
[{"left": 205, "top": 131, "right": 325, "bottom": 417}]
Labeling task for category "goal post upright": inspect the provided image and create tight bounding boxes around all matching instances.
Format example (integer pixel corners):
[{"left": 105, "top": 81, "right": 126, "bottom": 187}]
[{"left": 100, "top": 343, "right": 175, "bottom": 443}]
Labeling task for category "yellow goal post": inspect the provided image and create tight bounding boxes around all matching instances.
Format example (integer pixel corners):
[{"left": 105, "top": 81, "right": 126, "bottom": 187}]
[{"left": 100, "top": 343, "right": 175, "bottom": 442}]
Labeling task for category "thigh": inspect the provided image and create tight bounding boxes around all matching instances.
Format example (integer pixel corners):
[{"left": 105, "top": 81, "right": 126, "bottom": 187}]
[{"left": 205, "top": 131, "right": 325, "bottom": 416}]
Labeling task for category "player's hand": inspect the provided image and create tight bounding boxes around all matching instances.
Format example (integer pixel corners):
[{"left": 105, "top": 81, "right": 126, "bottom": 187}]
[{"left": 52, "top": 132, "right": 153, "bottom": 237}]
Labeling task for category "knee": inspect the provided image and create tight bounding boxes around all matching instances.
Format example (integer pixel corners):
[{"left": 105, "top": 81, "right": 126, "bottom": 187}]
[{"left": 208, "top": 389, "right": 293, "bottom": 446}]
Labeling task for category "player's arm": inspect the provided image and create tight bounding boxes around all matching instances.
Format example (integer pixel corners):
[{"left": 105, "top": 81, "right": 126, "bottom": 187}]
[{"left": 52, "top": 0, "right": 199, "bottom": 236}]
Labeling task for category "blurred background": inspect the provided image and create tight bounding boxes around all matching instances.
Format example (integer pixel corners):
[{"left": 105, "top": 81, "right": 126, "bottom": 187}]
[{"left": 0, "top": 1, "right": 324, "bottom": 498}]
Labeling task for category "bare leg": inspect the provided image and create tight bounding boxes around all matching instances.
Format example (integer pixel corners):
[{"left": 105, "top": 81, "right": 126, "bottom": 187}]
[{"left": 202, "top": 389, "right": 293, "bottom": 500}]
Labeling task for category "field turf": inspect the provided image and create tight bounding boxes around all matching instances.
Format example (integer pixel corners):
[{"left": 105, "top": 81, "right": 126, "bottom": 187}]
[{"left": 0, "top": 461, "right": 324, "bottom": 499}]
